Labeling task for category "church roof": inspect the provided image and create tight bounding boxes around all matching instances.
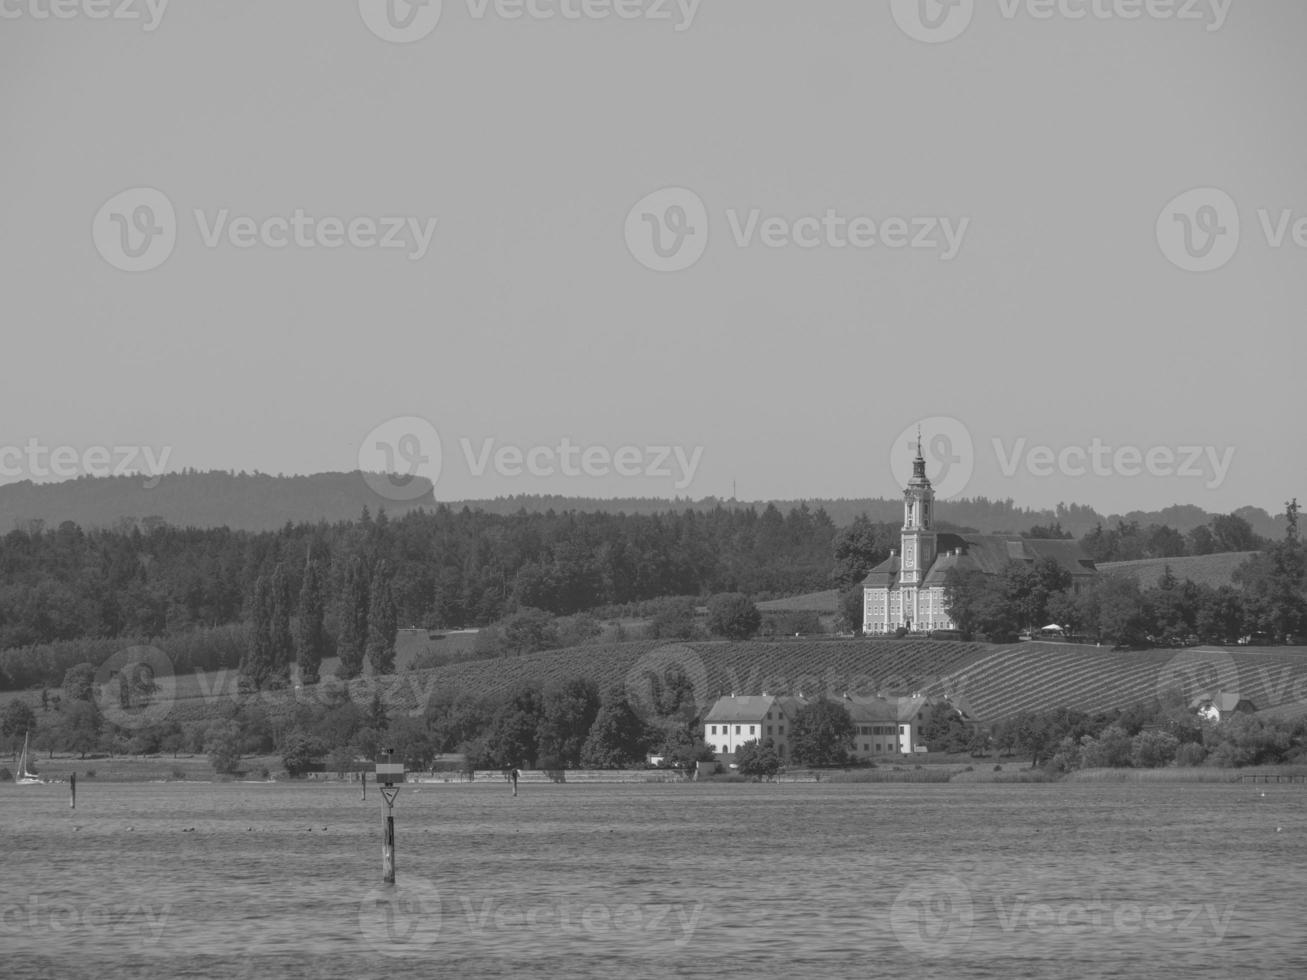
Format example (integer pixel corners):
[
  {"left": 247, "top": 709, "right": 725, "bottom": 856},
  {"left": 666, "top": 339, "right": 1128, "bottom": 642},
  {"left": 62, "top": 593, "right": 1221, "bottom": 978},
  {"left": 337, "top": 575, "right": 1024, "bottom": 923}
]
[
  {"left": 861, "top": 553, "right": 901, "bottom": 588},
  {"left": 861, "top": 534, "right": 1096, "bottom": 589}
]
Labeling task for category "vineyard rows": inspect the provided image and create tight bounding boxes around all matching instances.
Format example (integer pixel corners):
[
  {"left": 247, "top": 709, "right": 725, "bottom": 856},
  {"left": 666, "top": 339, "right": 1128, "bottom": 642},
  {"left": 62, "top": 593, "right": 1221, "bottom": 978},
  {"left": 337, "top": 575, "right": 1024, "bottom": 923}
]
[{"left": 153, "top": 640, "right": 1307, "bottom": 726}]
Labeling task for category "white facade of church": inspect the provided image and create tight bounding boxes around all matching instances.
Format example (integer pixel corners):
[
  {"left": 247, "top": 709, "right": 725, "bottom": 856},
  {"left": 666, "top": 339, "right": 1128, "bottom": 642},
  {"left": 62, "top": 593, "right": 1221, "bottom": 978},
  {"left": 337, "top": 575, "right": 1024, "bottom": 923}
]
[
  {"left": 861, "top": 437, "right": 1096, "bottom": 635},
  {"left": 862, "top": 438, "right": 953, "bottom": 634}
]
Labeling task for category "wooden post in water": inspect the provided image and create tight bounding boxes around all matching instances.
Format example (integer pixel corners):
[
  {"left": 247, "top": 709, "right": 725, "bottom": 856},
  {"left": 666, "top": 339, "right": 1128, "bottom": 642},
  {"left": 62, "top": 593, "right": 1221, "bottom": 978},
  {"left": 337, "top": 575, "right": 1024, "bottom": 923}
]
[
  {"left": 69, "top": 772, "right": 76, "bottom": 809},
  {"left": 382, "top": 803, "right": 396, "bottom": 884},
  {"left": 361, "top": 770, "right": 366, "bottom": 801},
  {"left": 376, "top": 749, "right": 404, "bottom": 886}
]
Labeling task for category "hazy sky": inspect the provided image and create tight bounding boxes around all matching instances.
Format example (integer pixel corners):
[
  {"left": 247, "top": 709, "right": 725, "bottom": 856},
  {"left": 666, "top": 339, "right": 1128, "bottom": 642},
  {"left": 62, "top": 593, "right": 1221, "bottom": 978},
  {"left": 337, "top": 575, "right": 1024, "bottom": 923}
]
[{"left": 2, "top": 0, "right": 1303, "bottom": 515}]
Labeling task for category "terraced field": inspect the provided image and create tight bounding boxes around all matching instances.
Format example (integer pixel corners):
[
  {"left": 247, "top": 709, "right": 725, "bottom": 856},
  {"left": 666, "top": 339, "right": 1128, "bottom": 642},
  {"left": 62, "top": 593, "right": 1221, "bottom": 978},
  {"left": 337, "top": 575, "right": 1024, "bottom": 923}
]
[
  {"left": 127, "top": 638, "right": 995, "bottom": 724},
  {"left": 919, "top": 643, "right": 1307, "bottom": 722},
  {"left": 26, "top": 638, "right": 1307, "bottom": 728}
]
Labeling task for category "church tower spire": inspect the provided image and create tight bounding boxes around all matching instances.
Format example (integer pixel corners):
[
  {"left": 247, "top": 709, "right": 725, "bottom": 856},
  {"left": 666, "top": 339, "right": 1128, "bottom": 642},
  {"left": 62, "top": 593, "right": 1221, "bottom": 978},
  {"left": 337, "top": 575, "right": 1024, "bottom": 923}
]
[{"left": 899, "top": 429, "right": 938, "bottom": 621}]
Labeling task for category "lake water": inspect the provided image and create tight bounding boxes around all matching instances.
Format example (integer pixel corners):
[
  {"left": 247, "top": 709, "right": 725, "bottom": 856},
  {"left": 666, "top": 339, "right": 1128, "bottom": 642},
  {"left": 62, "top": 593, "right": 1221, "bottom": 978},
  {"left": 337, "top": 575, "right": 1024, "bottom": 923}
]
[{"left": 1, "top": 779, "right": 1303, "bottom": 979}]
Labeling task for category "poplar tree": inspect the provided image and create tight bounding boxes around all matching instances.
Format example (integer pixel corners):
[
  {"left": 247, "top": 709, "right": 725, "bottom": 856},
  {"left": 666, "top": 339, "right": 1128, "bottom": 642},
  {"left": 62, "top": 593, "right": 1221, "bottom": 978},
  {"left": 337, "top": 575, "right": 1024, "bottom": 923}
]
[
  {"left": 295, "top": 556, "right": 329, "bottom": 686},
  {"left": 367, "top": 560, "right": 398, "bottom": 675},
  {"left": 268, "top": 563, "right": 294, "bottom": 688},
  {"left": 335, "top": 556, "right": 369, "bottom": 680},
  {"left": 241, "top": 574, "right": 274, "bottom": 690}
]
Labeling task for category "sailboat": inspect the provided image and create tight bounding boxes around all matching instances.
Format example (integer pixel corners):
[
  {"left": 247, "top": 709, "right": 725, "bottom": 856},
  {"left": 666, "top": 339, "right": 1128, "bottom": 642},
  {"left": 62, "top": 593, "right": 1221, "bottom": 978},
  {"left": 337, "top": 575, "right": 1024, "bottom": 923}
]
[{"left": 15, "top": 732, "right": 42, "bottom": 785}]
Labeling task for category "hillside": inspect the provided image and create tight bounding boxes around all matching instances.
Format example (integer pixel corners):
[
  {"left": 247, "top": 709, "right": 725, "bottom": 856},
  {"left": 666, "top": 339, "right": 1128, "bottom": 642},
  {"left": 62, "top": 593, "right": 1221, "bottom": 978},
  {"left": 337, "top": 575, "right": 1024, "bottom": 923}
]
[
  {"left": 0, "top": 471, "right": 434, "bottom": 532},
  {"left": 756, "top": 591, "right": 841, "bottom": 614},
  {"left": 137, "top": 638, "right": 1307, "bottom": 728},
  {"left": 1097, "top": 552, "right": 1256, "bottom": 589},
  {"left": 0, "top": 471, "right": 1288, "bottom": 535}
]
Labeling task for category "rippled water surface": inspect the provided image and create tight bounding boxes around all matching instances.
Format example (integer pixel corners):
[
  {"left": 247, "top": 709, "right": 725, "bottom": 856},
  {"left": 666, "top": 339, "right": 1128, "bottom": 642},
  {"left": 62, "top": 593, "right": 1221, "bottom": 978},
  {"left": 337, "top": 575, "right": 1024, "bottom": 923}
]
[{"left": 1, "top": 779, "right": 1304, "bottom": 979}]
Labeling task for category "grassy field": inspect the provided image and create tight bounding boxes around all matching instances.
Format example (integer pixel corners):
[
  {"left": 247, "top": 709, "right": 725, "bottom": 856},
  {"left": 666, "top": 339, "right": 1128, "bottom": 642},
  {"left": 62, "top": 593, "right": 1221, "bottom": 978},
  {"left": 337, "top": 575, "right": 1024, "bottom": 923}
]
[
  {"left": 2, "top": 751, "right": 284, "bottom": 783},
  {"left": 1096, "top": 551, "right": 1258, "bottom": 589}
]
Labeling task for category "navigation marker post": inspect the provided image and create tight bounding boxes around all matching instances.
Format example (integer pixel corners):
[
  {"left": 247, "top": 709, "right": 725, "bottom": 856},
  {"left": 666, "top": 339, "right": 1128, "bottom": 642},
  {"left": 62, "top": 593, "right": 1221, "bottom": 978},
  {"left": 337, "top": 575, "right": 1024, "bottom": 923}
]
[{"left": 376, "top": 749, "right": 404, "bottom": 885}]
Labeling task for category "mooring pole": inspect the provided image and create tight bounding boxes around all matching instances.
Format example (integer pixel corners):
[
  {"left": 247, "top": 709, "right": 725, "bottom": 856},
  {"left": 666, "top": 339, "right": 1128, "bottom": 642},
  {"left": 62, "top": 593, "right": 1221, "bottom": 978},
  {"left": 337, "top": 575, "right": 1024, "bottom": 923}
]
[
  {"left": 382, "top": 797, "right": 396, "bottom": 884},
  {"left": 361, "top": 770, "right": 366, "bottom": 801},
  {"left": 70, "top": 772, "right": 76, "bottom": 809},
  {"left": 376, "top": 749, "right": 404, "bottom": 886}
]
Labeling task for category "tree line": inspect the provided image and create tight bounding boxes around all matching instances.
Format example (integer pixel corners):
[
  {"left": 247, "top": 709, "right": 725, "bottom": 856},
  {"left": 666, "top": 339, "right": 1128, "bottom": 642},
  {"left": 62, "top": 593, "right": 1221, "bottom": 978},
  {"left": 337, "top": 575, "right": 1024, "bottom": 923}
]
[
  {"left": 0, "top": 502, "right": 834, "bottom": 672},
  {"left": 938, "top": 502, "right": 1304, "bottom": 647},
  {"left": 0, "top": 657, "right": 712, "bottom": 778},
  {"left": 916, "top": 694, "right": 1307, "bottom": 770}
]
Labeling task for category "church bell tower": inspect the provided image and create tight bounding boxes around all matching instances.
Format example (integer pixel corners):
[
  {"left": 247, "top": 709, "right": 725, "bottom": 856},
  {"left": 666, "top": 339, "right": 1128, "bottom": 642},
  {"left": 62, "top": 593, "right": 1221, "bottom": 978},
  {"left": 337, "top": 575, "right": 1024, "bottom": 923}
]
[{"left": 900, "top": 428, "right": 938, "bottom": 594}]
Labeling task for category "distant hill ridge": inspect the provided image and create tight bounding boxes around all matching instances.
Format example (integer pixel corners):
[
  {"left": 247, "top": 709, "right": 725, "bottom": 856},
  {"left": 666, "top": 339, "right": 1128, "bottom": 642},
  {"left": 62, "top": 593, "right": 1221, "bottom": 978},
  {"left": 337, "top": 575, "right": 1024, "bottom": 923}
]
[{"left": 0, "top": 470, "right": 1288, "bottom": 537}]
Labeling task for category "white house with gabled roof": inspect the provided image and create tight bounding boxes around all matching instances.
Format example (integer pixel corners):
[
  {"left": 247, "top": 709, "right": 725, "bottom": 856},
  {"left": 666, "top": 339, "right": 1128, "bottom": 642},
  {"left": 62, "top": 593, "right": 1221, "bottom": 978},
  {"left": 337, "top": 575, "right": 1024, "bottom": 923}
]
[
  {"left": 703, "top": 694, "right": 803, "bottom": 760},
  {"left": 703, "top": 692, "right": 933, "bottom": 762}
]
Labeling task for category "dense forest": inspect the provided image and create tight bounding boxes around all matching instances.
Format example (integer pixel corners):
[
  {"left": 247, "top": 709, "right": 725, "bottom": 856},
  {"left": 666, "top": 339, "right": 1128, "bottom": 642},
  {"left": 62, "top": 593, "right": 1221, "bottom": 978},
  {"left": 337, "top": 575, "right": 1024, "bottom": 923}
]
[
  {"left": 0, "top": 493, "right": 1294, "bottom": 694},
  {"left": 0, "top": 502, "right": 837, "bottom": 682}
]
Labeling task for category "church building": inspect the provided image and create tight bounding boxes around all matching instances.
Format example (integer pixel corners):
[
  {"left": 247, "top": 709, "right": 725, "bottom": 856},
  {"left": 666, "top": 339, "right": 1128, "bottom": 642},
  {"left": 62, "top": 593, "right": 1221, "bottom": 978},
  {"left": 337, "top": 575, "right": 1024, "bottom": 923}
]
[{"left": 861, "top": 435, "right": 1097, "bottom": 635}]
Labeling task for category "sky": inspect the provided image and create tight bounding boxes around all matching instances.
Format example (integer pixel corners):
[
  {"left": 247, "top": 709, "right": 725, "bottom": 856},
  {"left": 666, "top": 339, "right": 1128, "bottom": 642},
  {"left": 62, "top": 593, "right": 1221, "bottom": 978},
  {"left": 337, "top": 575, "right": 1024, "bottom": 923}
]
[{"left": 1, "top": 0, "right": 1303, "bottom": 516}]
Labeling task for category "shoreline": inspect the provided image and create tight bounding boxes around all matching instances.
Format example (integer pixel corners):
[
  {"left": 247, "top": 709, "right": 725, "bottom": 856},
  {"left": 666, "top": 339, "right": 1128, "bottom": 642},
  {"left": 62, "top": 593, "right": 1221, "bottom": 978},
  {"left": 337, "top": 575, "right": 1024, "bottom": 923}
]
[{"left": 8, "top": 753, "right": 1307, "bottom": 786}]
